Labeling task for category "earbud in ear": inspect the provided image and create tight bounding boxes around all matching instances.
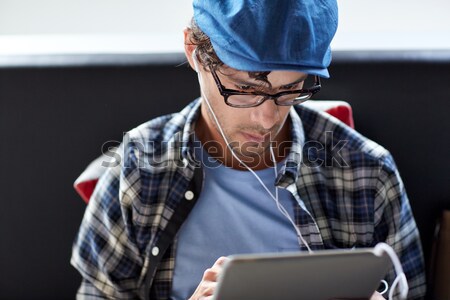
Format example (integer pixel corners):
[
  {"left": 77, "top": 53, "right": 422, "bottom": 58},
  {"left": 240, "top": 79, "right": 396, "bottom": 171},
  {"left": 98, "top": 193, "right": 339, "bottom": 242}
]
[{"left": 192, "top": 48, "right": 199, "bottom": 73}]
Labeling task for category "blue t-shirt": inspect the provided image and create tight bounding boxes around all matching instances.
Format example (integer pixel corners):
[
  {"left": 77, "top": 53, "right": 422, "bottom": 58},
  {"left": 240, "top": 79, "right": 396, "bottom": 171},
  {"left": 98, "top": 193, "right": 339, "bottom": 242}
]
[{"left": 170, "top": 144, "right": 300, "bottom": 300}]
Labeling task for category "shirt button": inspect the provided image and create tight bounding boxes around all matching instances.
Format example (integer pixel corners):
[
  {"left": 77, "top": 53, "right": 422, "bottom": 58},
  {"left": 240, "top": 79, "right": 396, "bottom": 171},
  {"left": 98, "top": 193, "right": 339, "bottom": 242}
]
[
  {"left": 184, "top": 190, "right": 194, "bottom": 201},
  {"left": 151, "top": 246, "right": 159, "bottom": 256}
]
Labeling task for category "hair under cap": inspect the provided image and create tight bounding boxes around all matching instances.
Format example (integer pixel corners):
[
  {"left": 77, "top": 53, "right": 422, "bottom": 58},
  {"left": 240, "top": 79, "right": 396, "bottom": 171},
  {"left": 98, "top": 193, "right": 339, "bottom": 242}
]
[{"left": 193, "top": 0, "right": 338, "bottom": 78}]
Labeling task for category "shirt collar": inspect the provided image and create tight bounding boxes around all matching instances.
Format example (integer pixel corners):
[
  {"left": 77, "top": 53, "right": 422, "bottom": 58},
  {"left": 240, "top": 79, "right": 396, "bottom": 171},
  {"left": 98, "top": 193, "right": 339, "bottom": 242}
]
[
  {"left": 180, "top": 98, "right": 202, "bottom": 166},
  {"left": 275, "top": 107, "right": 305, "bottom": 188}
]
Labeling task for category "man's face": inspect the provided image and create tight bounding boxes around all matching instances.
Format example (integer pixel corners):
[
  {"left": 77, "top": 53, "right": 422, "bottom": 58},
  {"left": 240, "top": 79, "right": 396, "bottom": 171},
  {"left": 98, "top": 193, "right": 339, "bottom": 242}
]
[{"left": 197, "top": 65, "right": 307, "bottom": 159}]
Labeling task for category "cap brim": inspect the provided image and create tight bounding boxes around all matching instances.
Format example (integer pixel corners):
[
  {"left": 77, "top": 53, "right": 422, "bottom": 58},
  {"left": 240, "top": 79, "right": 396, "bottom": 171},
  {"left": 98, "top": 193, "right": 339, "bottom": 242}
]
[{"left": 212, "top": 41, "right": 331, "bottom": 78}]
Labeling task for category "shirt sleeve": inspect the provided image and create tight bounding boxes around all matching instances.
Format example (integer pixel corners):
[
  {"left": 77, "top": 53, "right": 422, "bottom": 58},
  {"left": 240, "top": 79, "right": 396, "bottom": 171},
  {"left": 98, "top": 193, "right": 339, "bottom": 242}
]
[
  {"left": 71, "top": 148, "right": 148, "bottom": 299},
  {"left": 373, "top": 153, "right": 426, "bottom": 299}
]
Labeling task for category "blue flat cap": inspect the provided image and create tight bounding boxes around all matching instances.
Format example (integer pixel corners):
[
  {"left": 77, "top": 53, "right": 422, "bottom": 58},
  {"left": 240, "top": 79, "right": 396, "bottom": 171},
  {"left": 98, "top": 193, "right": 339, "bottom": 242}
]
[{"left": 193, "top": 0, "right": 338, "bottom": 78}]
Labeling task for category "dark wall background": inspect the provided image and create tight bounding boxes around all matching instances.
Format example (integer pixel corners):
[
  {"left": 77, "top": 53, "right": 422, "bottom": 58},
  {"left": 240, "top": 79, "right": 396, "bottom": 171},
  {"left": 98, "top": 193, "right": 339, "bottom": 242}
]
[{"left": 0, "top": 55, "right": 449, "bottom": 299}]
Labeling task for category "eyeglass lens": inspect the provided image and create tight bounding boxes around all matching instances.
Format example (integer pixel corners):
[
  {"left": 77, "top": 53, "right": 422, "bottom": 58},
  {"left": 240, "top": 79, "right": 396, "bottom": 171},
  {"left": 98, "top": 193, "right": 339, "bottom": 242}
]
[{"left": 227, "top": 76, "right": 316, "bottom": 107}]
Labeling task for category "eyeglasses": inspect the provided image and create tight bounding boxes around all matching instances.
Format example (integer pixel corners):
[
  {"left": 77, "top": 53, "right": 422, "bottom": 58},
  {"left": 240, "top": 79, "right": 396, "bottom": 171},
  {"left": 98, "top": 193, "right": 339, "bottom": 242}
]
[{"left": 209, "top": 67, "right": 321, "bottom": 108}]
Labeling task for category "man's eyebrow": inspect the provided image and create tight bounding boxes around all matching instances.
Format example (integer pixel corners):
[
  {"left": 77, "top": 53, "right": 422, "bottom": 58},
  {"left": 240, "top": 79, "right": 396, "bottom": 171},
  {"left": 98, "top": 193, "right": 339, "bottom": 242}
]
[
  {"left": 229, "top": 75, "right": 308, "bottom": 88},
  {"left": 280, "top": 76, "right": 308, "bottom": 87}
]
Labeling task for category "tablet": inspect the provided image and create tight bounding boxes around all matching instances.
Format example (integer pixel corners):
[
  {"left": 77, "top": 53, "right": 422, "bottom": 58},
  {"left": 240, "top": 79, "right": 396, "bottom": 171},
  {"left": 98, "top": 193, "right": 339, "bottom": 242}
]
[{"left": 213, "top": 248, "right": 390, "bottom": 300}]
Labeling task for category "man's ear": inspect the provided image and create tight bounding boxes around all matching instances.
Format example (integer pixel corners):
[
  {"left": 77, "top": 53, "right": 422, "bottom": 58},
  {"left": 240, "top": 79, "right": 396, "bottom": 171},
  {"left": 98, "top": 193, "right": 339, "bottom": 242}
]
[{"left": 183, "top": 28, "right": 198, "bottom": 72}]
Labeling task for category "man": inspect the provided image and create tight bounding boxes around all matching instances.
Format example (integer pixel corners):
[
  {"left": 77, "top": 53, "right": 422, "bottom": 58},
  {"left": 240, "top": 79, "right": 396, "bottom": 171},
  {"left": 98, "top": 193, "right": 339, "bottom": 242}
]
[{"left": 71, "top": 0, "right": 426, "bottom": 299}]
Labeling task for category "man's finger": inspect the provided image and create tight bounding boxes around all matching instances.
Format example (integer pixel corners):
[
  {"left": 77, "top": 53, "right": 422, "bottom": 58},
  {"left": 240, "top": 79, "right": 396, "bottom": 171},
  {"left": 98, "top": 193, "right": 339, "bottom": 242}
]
[
  {"left": 214, "top": 256, "right": 229, "bottom": 267},
  {"left": 202, "top": 268, "right": 218, "bottom": 281},
  {"left": 200, "top": 281, "right": 217, "bottom": 296}
]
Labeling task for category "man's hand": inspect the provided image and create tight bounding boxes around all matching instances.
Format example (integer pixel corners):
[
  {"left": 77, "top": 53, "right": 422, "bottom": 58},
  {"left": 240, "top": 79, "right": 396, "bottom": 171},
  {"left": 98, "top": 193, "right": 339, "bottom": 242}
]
[{"left": 189, "top": 256, "right": 229, "bottom": 300}]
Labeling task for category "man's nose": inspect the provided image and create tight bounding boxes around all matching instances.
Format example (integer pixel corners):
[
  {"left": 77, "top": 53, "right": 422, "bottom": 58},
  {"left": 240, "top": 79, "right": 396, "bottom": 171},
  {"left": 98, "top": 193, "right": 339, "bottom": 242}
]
[{"left": 249, "top": 98, "right": 280, "bottom": 130}]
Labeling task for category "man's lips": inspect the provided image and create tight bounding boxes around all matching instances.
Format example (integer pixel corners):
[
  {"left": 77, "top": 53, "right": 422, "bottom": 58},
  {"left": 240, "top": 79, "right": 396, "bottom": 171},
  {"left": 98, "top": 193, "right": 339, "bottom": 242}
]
[{"left": 240, "top": 131, "right": 267, "bottom": 143}]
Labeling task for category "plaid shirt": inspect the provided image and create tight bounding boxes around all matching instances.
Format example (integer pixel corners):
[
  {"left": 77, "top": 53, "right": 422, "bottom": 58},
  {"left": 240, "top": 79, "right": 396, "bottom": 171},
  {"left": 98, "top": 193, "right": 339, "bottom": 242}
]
[{"left": 71, "top": 99, "right": 426, "bottom": 299}]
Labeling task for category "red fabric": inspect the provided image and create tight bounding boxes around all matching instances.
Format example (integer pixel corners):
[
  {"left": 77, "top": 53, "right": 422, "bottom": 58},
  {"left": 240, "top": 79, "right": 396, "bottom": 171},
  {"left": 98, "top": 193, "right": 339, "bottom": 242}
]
[
  {"left": 325, "top": 105, "right": 355, "bottom": 129},
  {"left": 74, "top": 103, "right": 355, "bottom": 203},
  {"left": 74, "top": 179, "right": 99, "bottom": 204}
]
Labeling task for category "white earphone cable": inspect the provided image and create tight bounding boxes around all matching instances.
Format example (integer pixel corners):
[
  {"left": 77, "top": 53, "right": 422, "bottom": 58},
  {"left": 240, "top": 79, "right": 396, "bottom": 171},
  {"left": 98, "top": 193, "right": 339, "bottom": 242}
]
[
  {"left": 193, "top": 49, "right": 312, "bottom": 253},
  {"left": 373, "top": 243, "right": 409, "bottom": 300}
]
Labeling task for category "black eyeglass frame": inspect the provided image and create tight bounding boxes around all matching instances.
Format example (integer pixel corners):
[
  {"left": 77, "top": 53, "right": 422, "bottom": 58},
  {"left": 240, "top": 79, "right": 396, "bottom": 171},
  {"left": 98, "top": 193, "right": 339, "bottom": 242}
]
[{"left": 209, "top": 66, "right": 321, "bottom": 108}]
